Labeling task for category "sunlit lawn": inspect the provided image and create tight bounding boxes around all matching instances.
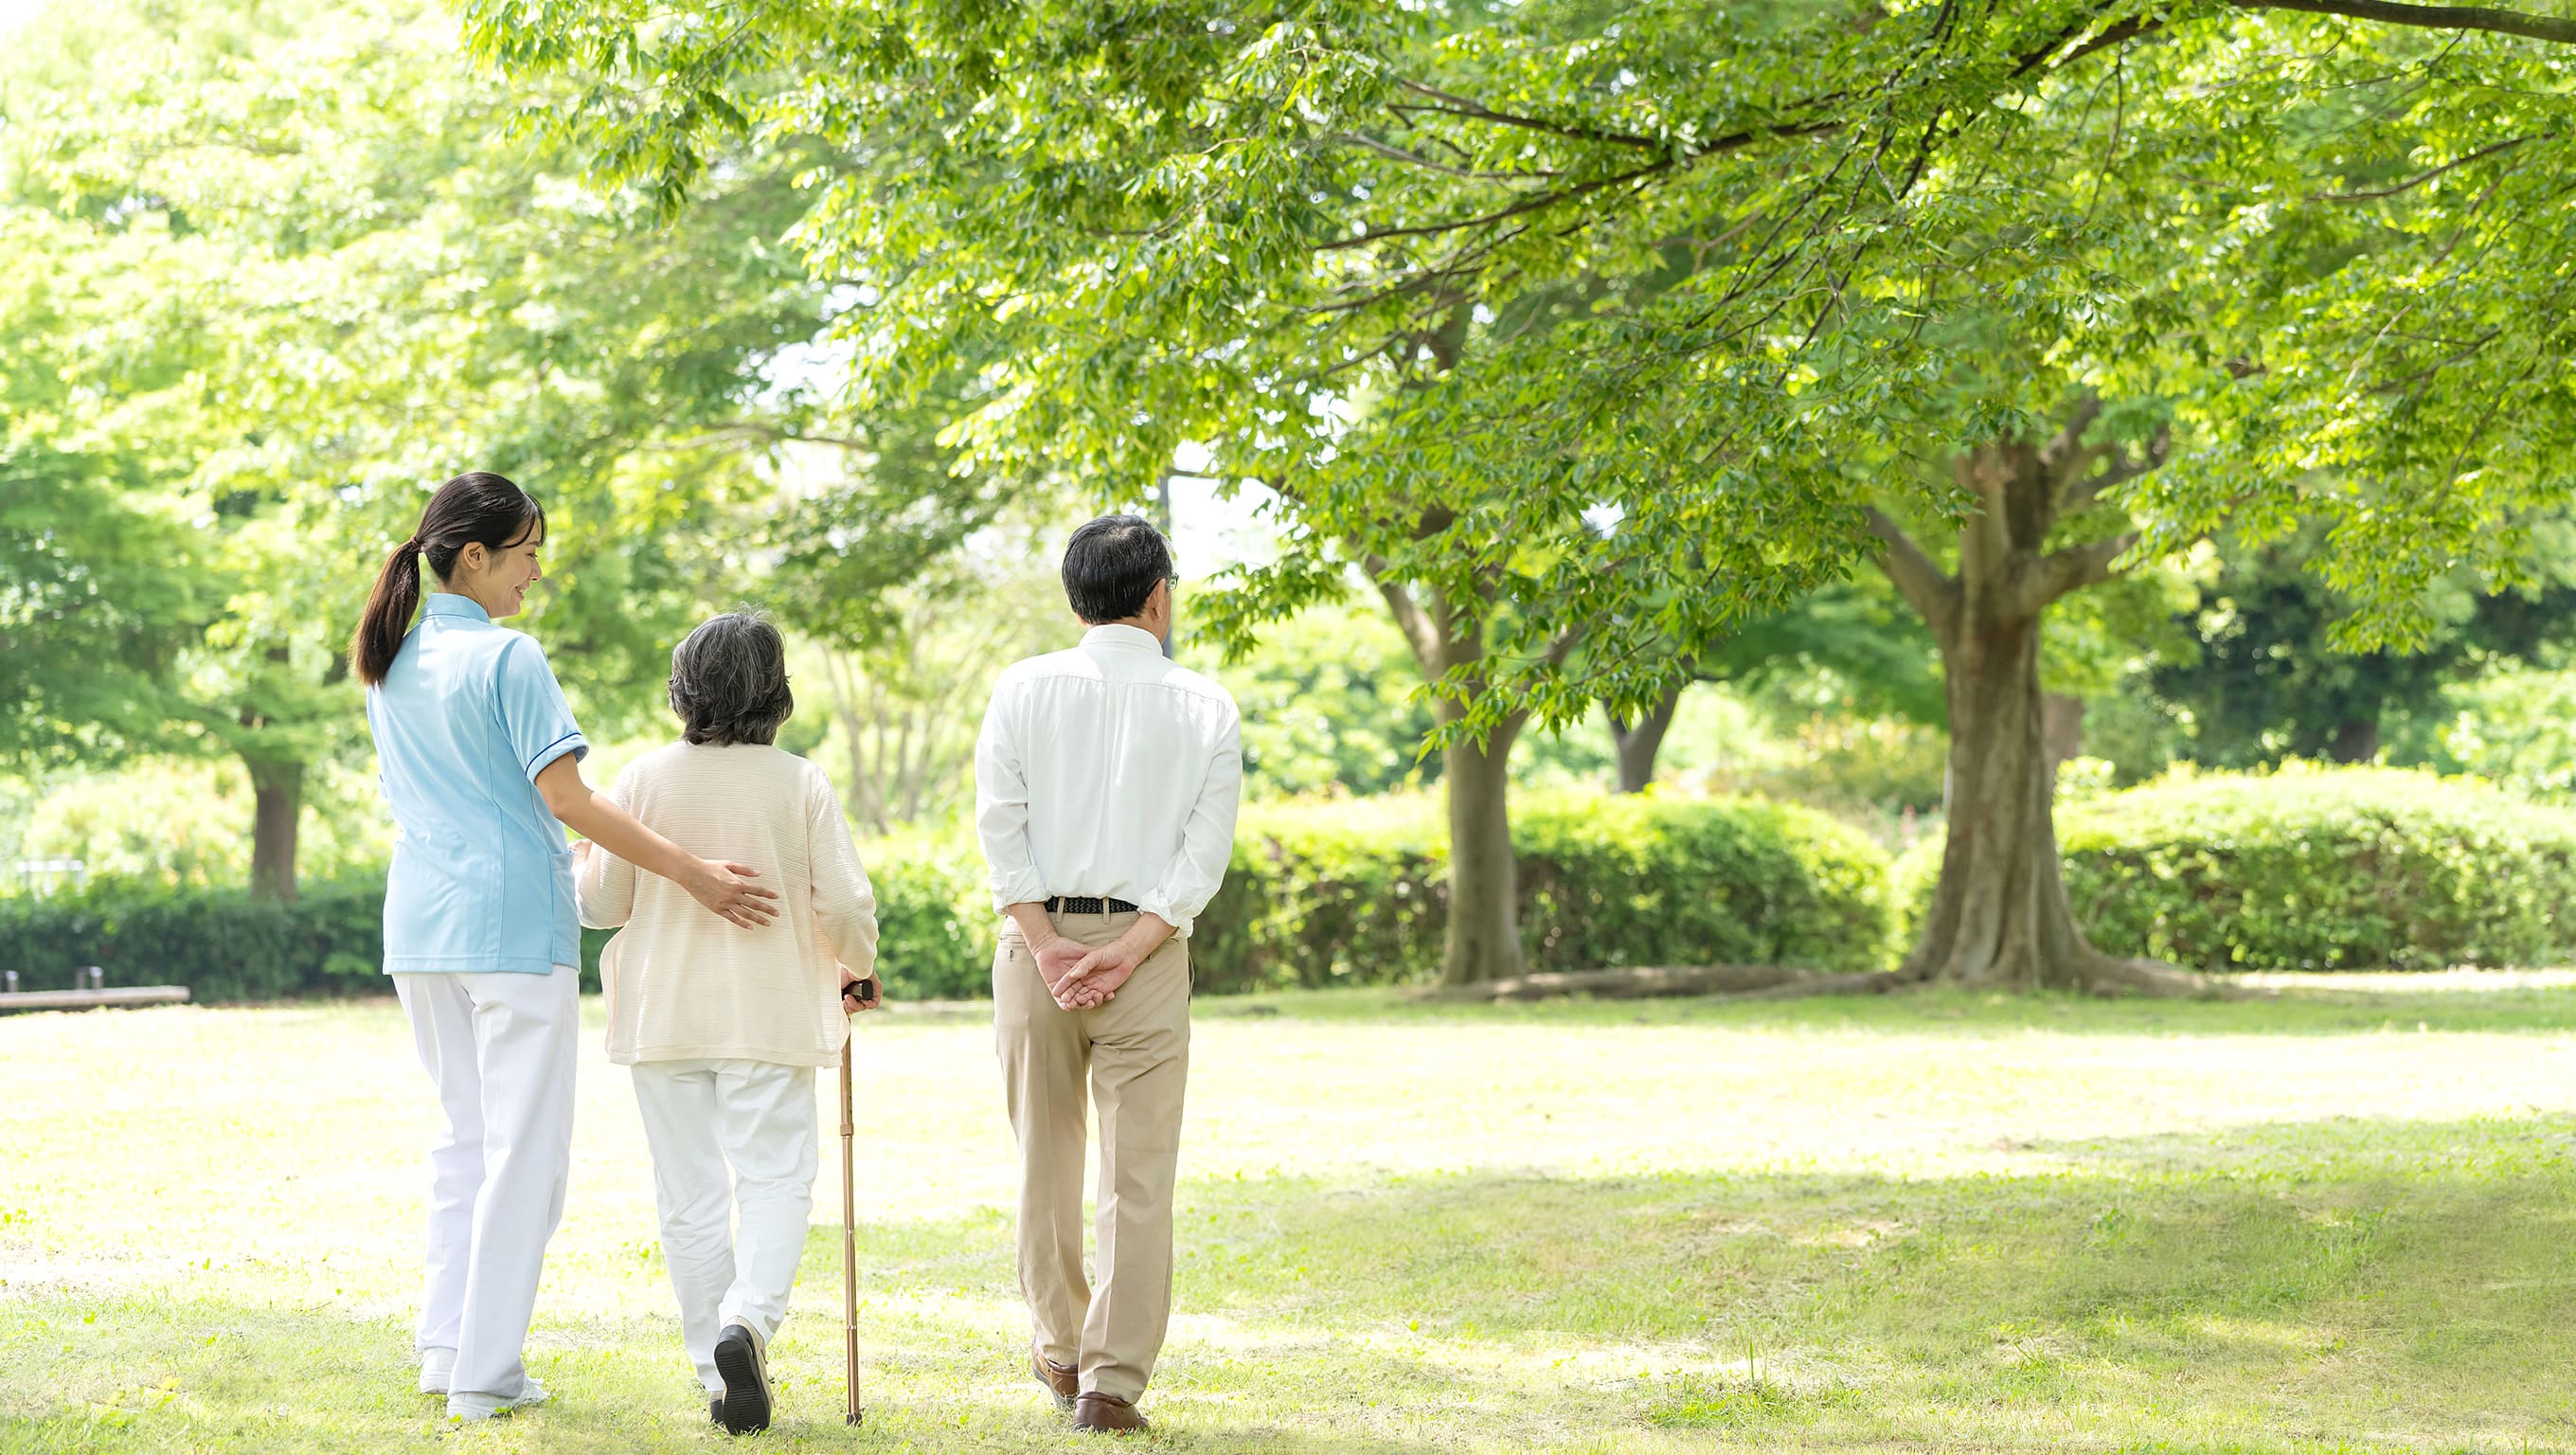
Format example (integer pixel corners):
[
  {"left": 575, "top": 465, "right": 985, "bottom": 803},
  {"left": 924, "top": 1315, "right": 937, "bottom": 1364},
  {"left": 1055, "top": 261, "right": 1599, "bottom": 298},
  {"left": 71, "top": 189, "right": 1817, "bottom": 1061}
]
[{"left": 8, "top": 977, "right": 2576, "bottom": 1452}]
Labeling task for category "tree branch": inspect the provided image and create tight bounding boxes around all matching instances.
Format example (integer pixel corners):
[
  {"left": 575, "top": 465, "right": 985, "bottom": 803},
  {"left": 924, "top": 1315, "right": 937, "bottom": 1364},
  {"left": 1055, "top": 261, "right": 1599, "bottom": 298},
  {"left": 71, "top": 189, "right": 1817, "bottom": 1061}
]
[
  {"left": 2012, "top": 10, "right": 2167, "bottom": 78},
  {"left": 1866, "top": 508, "right": 1961, "bottom": 638},
  {"left": 2023, "top": 530, "right": 2142, "bottom": 612},
  {"left": 1543, "top": 623, "right": 1584, "bottom": 669},
  {"left": 2230, "top": 0, "right": 2576, "bottom": 45},
  {"left": 1334, "top": 130, "right": 1561, "bottom": 182},
  {"left": 2060, "top": 424, "right": 2171, "bottom": 515},
  {"left": 1388, "top": 79, "right": 1667, "bottom": 153},
  {"left": 2315, "top": 133, "right": 2545, "bottom": 201},
  {"left": 1322, "top": 159, "right": 1673, "bottom": 252},
  {"left": 1363, "top": 554, "right": 1448, "bottom": 675},
  {"left": 2038, "top": 394, "right": 2105, "bottom": 478},
  {"left": 675, "top": 420, "right": 868, "bottom": 451}
]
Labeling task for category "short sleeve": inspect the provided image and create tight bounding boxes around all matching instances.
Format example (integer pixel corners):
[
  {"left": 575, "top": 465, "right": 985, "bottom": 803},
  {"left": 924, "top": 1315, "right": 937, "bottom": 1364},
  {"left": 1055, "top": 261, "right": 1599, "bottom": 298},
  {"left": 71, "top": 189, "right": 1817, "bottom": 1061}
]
[{"left": 494, "top": 636, "right": 588, "bottom": 783}]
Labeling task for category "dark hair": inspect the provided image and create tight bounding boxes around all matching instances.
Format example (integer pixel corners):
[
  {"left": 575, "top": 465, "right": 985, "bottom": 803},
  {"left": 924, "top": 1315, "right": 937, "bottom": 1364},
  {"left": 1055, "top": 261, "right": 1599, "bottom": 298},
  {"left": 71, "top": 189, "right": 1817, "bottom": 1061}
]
[
  {"left": 668, "top": 611, "right": 794, "bottom": 746},
  {"left": 350, "top": 472, "right": 546, "bottom": 687},
  {"left": 1061, "top": 514, "right": 1175, "bottom": 623}
]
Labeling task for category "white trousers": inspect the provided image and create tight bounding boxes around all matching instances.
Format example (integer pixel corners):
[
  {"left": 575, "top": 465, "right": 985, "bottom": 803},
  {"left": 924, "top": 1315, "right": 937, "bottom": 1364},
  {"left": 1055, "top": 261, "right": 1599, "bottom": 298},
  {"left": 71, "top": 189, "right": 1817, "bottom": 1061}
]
[
  {"left": 394, "top": 964, "right": 580, "bottom": 1405},
  {"left": 630, "top": 1059, "right": 818, "bottom": 1394}
]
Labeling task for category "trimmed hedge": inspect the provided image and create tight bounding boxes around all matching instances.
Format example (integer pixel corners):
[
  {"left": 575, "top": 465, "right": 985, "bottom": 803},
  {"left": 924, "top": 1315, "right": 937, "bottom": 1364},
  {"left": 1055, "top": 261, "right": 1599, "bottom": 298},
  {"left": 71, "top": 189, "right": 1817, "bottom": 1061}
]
[
  {"left": 0, "top": 791, "right": 1899, "bottom": 1002},
  {"left": 40, "top": 769, "right": 2574, "bottom": 997},
  {"left": 1892, "top": 765, "right": 2576, "bottom": 971},
  {"left": 862, "top": 832, "right": 1003, "bottom": 1000},
  {"left": 1190, "top": 792, "right": 1900, "bottom": 994},
  {"left": 0, "top": 880, "right": 385, "bottom": 1000},
  {"left": 0, "top": 869, "right": 995, "bottom": 1004},
  {"left": 769, "top": 794, "right": 1900, "bottom": 997}
]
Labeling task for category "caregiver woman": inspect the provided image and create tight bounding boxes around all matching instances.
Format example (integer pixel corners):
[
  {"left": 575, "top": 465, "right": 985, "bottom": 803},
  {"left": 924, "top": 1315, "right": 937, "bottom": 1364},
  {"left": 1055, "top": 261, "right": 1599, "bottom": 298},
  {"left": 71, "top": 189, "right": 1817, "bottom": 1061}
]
[{"left": 350, "top": 471, "right": 778, "bottom": 1423}]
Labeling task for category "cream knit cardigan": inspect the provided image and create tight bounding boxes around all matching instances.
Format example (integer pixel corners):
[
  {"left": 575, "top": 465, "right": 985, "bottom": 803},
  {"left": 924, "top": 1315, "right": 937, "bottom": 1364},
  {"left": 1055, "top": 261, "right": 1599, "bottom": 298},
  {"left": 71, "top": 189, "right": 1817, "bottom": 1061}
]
[{"left": 576, "top": 741, "right": 879, "bottom": 1067}]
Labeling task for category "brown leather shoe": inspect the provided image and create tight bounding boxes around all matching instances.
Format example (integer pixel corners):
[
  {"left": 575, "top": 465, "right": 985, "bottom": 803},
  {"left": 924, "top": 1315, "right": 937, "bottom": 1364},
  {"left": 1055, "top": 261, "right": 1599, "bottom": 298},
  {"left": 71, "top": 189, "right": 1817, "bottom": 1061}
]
[
  {"left": 1073, "top": 1392, "right": 1149, "bottom": 1434},
  {"left": 1032, "top": 1348, "right": 1079, "bottom": 1411}
]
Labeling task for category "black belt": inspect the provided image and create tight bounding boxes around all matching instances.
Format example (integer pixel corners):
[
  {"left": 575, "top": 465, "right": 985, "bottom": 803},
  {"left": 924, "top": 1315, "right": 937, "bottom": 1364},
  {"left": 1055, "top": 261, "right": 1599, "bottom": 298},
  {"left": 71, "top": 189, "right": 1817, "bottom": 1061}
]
[{"left": 1046, "top": 895, "right": 1137, "bottom": 915}]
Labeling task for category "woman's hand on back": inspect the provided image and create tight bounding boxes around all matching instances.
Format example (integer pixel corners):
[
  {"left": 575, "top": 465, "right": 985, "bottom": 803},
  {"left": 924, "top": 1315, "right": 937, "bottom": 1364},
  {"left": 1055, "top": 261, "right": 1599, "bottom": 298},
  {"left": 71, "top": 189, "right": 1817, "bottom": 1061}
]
[
  {"left": 536, "top": 756, "right": 778, "bottom": 928},
  {"left": 684, "top": 857, "right": 780, "bottom": 928}
]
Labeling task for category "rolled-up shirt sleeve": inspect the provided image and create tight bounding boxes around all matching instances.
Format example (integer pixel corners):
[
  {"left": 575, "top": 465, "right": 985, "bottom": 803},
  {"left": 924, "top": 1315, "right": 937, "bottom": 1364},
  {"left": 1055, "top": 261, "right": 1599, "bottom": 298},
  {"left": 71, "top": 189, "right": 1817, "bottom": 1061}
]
[
  {"left": 1137, "top": 700, "right": 1243, "bottom": 940},
  {"left": 975, "top": 683, "right": 1049, "bottom": 911},
  {"left": 494, "top": 636, "right": 588, "bottom": 782}
]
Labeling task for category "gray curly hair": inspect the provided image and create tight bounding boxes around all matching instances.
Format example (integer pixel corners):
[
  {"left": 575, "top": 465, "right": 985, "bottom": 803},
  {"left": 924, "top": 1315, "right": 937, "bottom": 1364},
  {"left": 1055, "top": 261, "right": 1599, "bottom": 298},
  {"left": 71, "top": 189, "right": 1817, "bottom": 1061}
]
[{"left": 668, "top": 610, "right": 794, "bottom": 746}]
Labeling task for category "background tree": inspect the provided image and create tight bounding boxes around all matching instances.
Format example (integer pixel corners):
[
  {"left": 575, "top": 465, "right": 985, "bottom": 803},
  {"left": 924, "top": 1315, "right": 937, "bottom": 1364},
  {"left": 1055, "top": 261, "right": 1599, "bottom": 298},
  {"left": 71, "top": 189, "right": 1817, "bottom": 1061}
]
[
  {"left": 2152, "top": 525, "right": 2576, "bottom": 768},
  {"left": 1, "top": 0, "right": 968, "bottom": 897},
  {"left": 1604, "top": 579, "right": 1945, "bottom": 794},
  {"left": 1225, "top": 596, "right": 1444, "bottom": 800},
  {"left": 807, "top": 530, "right": 1072, "bottom": 835},
  {"left": 0, "top": 193, "right": 216, "bottom": 772}
]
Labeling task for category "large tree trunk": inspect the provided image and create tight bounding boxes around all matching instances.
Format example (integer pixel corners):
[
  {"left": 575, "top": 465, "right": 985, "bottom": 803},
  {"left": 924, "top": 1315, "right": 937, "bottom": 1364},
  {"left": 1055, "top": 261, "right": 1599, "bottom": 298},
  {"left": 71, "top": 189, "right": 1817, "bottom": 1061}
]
[
  {"left": 2328, "top": 716, "right": 2379, "bottom": 764},
  {"left": 1608, "top": 683, "right": 1683, "bottom": 794},
  {"left": 1440, "top": 715, "right": 1526, "bottom": 986},
  {"left": 2041, "top": 692, "right": 2085, "bottom": 781},
  {"left": 1903, "top": 608, "right": 2104, "bottom": 987},
  {"left": 247, "top": 757, "right": 302, "bottom": 905},
  {"left": 1869, "top": 411, "right": 2205, "bottom": 997},
  {"left": 1362, "top": 546, "right": 1573, "bottom": 988}
]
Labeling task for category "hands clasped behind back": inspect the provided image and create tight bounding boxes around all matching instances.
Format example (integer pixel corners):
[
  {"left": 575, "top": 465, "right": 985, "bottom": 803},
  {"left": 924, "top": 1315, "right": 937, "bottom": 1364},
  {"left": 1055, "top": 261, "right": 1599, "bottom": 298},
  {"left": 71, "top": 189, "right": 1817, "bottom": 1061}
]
[
  {"left": 1020, "top": 918, "right": 1165, "bottom": 1012},
  {"left": 1032, "top": 940, "right": 1090, "bottom": 1003},
  {"left": 1058, "top": 940, "right": 1145, "bottom": 1009}
]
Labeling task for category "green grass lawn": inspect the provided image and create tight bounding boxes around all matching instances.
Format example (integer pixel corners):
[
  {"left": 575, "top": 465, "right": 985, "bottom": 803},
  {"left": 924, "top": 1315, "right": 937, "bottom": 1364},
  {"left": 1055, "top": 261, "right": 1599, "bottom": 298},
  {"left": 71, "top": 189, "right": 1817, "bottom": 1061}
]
[{"left": 7, "top": 979, "right": 2576, "bottom": 1452}]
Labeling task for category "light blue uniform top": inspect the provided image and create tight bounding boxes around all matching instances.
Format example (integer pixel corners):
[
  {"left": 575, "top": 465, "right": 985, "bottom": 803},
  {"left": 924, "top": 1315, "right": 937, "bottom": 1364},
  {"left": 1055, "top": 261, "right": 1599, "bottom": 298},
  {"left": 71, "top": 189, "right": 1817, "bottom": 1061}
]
[{"left": 366, "top": 593, "right": 589, "bottom": 975}]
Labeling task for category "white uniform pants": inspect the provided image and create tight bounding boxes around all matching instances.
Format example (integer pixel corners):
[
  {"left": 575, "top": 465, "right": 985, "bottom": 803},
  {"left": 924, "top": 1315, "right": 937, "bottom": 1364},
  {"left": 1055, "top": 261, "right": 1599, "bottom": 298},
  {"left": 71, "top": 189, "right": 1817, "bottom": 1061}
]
[
  {"left": 394, "top": 964, "right": 580, "bottom": 1406},
  {"left": 630, "top": 1059, "right": 819, "bottom": 1394}
]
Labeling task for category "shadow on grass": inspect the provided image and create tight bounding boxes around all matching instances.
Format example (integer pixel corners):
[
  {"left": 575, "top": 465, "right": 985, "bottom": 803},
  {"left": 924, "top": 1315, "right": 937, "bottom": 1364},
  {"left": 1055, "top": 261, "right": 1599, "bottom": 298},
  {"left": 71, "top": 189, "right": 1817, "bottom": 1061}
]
[{"left": 11, "top": 1114, "right": 2576, "bottom": 1452}]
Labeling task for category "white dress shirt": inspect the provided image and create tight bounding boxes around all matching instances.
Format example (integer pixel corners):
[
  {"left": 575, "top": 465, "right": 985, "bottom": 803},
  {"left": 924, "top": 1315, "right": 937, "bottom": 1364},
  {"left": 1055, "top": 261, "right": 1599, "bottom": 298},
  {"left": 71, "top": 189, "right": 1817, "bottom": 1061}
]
[{"left": 975, "top": 623, "right": 1243, "bottom": 938}]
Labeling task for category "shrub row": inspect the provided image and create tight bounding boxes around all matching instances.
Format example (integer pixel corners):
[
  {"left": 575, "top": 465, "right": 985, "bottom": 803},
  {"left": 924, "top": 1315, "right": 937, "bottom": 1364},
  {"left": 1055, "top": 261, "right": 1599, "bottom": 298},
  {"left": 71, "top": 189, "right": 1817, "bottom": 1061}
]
[
  {"left": 0, "top": 792, "right": 1900, "bottom": 1001},
  {"left": 1191, "top": 792, "right": 1898, "bottom": 993},
  {"left": 0, "top": 881, "right": 385, "bottom": 1000},
  {"left": 1891, "top": 764, "right": 2576, "bottom": 972},
  {"left": 2066, "top": 766, "right": 2576, "bottom": 970},
  {"left": 21, "top": 767, "right": 2570, "bottom": 999},
  {"left": 861, "top": 792, "right": 1899, "bottom": 997}
]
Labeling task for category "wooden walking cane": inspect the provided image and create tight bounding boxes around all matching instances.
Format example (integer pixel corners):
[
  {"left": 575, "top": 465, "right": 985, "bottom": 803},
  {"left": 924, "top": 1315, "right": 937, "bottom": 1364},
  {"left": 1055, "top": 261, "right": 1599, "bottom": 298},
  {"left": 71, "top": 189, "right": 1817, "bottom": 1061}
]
[{"left": 839, "top": 1018, "right": 863, "bottom": 1425}]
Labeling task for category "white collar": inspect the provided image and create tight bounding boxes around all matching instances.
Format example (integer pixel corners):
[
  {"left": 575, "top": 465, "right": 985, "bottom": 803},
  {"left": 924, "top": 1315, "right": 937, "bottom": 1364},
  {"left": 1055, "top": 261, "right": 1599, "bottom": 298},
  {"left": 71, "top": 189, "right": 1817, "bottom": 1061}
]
[{"left": 1081, "top": 623, "right": 1165, "bottom": 655}]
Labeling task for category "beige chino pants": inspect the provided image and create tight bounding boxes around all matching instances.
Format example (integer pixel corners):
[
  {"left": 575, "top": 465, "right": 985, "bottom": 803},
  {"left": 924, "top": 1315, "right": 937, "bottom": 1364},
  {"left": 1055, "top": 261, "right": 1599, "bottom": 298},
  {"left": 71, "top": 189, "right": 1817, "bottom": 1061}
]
[{"left": 993, "top": 908, "right": 1190, "bottom": 1402}]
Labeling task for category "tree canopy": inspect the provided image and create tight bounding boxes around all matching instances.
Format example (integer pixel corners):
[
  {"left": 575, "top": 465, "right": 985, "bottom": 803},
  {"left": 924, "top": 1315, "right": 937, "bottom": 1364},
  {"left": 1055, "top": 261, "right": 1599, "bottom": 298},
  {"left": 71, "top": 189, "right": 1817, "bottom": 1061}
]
[
  {"left": 0, "top": 0, "right": 841, "bottom": 892},
  {"left": 458, "top": 0, "right": 2576, "bottom": 982},
  {"left": 468, "top": 0, "right": 2576, "bottom": 689}
]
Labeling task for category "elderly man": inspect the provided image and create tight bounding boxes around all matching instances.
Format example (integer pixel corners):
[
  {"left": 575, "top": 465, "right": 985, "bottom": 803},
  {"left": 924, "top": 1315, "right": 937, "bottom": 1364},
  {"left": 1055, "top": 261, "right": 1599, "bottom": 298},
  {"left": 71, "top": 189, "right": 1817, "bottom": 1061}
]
[{"left": 974, "top": 513, "right": 1243, "bottom": 1435}]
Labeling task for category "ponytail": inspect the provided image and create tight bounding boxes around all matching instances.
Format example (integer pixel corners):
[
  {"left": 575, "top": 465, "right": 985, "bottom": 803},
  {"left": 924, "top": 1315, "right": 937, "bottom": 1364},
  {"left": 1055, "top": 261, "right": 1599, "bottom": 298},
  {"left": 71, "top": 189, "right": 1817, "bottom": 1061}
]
[
  {"left": 348, "top": 471, "right": 546, "bottom": 688},
  {"left": 350, "top": 538, "right": 426, "bottom": 687}
]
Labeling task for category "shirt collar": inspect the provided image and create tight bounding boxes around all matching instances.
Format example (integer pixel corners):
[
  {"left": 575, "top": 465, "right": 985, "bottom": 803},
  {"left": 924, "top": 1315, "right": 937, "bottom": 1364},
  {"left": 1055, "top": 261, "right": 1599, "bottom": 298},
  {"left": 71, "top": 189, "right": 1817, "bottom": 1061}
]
[
  {"left": 1081, "top": 623, "right": 1165, "bottom": 655},
  {"left": 422, "top": 592, "right": 492, "bottom": 624}
]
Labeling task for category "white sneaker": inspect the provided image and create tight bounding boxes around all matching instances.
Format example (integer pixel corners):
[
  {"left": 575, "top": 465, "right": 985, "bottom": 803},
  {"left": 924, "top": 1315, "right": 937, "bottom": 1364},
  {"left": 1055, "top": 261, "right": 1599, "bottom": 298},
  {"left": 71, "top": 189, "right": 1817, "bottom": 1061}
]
[
  {"left": 417, "top": 1347, "right": 456, "bottom": 1395},
  {"left": 448, "top": 1377, "right": 549, "bottom": 1422}
]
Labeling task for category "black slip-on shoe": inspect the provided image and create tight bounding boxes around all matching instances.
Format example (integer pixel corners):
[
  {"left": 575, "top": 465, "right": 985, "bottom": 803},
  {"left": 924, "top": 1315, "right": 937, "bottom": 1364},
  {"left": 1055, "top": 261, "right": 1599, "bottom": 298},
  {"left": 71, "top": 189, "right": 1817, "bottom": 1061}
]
[
  {"left": 709, "top": 1394, "right": 725, "bottom": 1427},
  {"left": 713, "top": 1323, "right": 773, "bottom": 1434}
]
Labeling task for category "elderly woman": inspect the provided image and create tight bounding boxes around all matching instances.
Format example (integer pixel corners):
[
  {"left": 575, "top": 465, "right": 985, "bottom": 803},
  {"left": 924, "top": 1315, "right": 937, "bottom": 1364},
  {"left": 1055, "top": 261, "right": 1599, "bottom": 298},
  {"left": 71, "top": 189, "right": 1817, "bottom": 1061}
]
[{"left": 574, "top": 611, "right": 881, "bottom": 1435}]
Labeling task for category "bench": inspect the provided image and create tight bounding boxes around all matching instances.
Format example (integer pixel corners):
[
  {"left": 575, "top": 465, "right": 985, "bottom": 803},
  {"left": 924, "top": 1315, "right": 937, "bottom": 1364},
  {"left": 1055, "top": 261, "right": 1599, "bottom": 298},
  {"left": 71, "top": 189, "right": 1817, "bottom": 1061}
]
[{"left": 0, "top": 967, "right": 191, "bottom": 1014}]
